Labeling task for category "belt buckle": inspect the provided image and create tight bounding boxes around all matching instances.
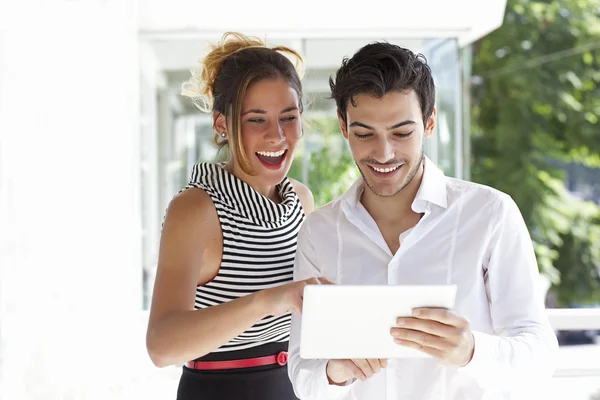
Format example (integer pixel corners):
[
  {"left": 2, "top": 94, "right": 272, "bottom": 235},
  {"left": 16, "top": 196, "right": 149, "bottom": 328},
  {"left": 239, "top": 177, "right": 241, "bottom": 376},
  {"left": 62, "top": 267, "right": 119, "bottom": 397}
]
[{"left": 276, "top": 351, "right": 288, "bottom": 366}]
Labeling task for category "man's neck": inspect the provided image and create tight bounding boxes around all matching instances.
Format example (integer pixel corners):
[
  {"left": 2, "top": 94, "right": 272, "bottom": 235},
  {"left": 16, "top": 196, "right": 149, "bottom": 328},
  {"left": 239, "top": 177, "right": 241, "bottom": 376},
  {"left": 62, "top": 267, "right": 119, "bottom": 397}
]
[{"left": 360, "top": 161, "right": 425, "bottom": 223}]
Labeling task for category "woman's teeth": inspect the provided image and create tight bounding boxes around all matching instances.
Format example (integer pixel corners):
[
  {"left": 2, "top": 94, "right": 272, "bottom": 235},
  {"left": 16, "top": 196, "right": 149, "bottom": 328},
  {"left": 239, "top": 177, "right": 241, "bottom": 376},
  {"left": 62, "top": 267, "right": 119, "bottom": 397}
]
[{"left": 256, "top": 149, "right": 285, "bottom": 157}]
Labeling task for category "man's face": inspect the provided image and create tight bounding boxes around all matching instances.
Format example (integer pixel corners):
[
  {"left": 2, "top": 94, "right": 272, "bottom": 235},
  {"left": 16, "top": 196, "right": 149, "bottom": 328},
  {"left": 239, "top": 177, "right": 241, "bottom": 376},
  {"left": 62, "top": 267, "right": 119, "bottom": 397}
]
[{"left": 339, "top": 90, "right": 436, "bottom": 197}]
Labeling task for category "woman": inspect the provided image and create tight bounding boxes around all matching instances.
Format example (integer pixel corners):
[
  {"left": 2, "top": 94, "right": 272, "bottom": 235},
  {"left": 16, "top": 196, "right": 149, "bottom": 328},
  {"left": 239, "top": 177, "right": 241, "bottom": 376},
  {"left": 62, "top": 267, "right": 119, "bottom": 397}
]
[{"left": 145, "top": 32, "right": 321, "bottom": 399}]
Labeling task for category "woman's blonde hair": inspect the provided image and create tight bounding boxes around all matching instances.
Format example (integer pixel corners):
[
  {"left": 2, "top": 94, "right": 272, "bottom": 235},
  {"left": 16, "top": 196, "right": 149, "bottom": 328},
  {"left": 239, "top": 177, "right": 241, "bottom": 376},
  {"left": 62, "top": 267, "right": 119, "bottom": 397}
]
[{"left": 181, "top": 32, "right": 305, "bottom": 174}]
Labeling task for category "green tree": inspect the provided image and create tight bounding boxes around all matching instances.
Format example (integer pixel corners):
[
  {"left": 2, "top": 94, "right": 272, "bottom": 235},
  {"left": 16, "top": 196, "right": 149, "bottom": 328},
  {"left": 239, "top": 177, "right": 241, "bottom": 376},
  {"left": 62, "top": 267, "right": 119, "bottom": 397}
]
[
  {"left": 289, "top": 116, "right": 359, "bottom": 207},
  {"left": 471, "top": 0, "right": 600, "bottom": 305}
]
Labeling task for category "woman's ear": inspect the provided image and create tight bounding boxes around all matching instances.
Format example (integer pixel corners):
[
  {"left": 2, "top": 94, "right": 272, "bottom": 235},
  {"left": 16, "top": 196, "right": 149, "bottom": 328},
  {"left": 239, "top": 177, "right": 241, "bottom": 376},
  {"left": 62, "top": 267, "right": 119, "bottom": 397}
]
[{"left": 213, "top": 112, "right": 227, "bottom": 137}]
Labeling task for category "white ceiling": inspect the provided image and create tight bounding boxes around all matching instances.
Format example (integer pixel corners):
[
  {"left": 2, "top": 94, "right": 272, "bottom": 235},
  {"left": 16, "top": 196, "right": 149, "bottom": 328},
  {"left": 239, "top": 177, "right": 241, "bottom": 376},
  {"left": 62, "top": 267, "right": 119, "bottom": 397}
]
[{"left": 138, "top": 0, "right": 507, "bottom": 47}]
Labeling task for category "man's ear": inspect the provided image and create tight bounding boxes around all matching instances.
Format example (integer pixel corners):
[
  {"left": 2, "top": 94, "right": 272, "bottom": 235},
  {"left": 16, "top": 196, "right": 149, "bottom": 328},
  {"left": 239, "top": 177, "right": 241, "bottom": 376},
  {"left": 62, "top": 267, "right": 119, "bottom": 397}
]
[
  {"left": 338, "top": 111, "right": 349, "bottom": 140},
  {"left": 424, "top": 106, "right": 437, "bottom": 138}
]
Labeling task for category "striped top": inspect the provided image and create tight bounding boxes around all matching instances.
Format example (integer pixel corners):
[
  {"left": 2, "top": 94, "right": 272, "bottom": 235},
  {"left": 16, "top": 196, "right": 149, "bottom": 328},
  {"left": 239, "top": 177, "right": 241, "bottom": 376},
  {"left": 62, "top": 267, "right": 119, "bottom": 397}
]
[{"left": 184, "top": 163, "right": 305, "bottom": 354}]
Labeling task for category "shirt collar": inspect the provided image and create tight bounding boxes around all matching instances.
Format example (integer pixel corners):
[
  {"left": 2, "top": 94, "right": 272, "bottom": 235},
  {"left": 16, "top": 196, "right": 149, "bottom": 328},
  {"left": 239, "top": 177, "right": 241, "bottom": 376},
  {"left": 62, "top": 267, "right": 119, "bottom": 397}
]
[{"left": 342, "top": 156, "right": 448, "bottom": 213}]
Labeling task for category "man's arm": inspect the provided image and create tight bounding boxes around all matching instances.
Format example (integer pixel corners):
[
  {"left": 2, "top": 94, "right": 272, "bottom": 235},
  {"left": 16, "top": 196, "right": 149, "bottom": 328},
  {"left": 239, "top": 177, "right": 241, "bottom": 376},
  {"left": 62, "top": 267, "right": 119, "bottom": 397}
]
[
  {"left": 456, "top": 193, "right": 559, "bottom": 387},
  {"left": 287, "top": 218, "right": 357, "bottom": 400}
]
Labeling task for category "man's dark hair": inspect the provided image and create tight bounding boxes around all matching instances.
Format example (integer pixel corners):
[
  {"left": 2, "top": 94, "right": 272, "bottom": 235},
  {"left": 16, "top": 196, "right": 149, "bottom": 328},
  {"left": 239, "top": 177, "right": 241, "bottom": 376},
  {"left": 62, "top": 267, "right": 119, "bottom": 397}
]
[{"left": 329, "top": 42, "right": 436, "bottom": 126}]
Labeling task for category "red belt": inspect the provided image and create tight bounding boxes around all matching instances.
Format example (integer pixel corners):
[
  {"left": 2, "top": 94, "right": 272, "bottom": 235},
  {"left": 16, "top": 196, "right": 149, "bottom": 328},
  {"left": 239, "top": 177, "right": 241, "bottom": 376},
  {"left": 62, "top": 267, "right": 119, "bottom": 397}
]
[{"left": 185, "top": 351, "right": 288, "bottom": 370}]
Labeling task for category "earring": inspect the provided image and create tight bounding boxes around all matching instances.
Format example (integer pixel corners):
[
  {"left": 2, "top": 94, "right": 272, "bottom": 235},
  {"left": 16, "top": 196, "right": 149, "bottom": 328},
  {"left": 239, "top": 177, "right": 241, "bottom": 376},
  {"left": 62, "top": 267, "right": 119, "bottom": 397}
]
[{"left": 220, "top": 132, "right": 226, "bottom": 138}]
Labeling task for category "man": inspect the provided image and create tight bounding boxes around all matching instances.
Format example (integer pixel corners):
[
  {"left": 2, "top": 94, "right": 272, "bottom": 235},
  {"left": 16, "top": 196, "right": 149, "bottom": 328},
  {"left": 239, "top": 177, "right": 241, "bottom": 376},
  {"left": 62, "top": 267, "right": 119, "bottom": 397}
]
[{"left": 287, "top": 42, "right": 558, "bottom": 399}]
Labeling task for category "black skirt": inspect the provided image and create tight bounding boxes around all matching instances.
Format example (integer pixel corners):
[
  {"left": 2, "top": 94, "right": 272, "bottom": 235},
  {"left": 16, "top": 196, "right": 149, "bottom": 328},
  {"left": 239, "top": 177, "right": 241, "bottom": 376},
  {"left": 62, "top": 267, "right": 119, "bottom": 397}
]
[{"left": 176, "top": 342, "right": 298, "bottom": 400}]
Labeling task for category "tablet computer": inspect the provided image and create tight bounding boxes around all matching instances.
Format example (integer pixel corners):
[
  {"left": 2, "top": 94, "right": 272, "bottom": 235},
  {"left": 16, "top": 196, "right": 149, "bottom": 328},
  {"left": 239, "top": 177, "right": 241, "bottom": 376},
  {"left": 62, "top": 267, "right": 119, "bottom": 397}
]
[{"left": 299, "top": 284, "right": 457, "bottom": 359}]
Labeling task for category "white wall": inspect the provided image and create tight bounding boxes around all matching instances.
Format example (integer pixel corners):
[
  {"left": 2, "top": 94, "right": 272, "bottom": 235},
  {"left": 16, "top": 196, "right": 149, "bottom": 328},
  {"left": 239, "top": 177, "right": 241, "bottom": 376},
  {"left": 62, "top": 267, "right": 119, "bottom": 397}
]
[{"left": 0, "top": 2, "right": 145, "bottom": 398}]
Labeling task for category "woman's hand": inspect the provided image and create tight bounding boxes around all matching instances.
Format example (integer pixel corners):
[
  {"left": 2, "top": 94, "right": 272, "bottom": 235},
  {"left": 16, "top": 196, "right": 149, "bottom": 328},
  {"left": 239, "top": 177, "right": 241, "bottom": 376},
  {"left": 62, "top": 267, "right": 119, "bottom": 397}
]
[{"left": 259, "top": 277, "right": 333, "bottom": 316}]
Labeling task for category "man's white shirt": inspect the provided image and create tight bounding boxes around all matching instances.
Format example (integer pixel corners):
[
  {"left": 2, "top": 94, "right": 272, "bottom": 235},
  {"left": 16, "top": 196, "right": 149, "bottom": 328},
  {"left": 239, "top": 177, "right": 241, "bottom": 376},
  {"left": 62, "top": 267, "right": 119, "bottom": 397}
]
[{"left": 287, "top": 157, "right": 558, "bottom": 399}]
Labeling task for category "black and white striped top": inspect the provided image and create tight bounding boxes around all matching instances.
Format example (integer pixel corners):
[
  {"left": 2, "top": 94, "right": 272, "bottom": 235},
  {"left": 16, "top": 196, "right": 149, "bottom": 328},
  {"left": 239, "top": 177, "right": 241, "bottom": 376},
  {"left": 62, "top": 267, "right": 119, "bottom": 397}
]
[{"left": 185, "top": 163, "right": 305, "bottom": 353}]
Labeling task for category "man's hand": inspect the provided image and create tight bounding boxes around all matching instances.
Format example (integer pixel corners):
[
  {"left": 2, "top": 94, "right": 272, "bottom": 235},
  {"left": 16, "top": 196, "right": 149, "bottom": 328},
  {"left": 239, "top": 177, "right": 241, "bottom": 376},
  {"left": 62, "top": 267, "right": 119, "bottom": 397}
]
[
  {"left": 390, "top": 308, "right": 474, "bottom": 367},
  {"left": 326, "top": 358, "right": 387, "bottom": 386}
]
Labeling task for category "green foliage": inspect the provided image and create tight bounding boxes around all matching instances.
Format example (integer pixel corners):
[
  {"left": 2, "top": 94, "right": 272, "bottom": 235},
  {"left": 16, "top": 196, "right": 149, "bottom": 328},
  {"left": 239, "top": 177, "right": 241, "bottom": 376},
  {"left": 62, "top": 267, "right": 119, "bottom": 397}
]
[
  {"left": 471, "top": 0, "right": 600, "bottom": 305},
  {"left": 288, "top": 116, "right": 359, "bottom": 207}
]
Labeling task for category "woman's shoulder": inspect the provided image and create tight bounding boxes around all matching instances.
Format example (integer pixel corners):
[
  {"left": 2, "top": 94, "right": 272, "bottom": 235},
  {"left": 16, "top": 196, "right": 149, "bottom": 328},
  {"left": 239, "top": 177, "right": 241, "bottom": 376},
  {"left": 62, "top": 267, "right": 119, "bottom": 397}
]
[{"left": 165, "top": 187, "right": 218, "bottom": 228}]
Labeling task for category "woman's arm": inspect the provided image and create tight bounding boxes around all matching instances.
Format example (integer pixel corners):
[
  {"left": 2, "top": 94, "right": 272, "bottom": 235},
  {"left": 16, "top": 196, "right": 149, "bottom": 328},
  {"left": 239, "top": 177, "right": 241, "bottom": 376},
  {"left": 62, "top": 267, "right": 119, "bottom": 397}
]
[{"left": 145, "top": 188, "right": 311, "bottom": 367}]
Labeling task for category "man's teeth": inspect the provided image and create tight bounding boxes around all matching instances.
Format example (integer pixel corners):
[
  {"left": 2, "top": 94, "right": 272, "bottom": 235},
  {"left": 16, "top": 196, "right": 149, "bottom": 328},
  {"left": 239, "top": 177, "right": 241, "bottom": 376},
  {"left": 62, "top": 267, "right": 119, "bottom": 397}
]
[
  {"left": 256, "top": 150, "right": 285, "bottom": 157},
  {"left": 372, "top": 165, "right": 400, "bottom": 173}
]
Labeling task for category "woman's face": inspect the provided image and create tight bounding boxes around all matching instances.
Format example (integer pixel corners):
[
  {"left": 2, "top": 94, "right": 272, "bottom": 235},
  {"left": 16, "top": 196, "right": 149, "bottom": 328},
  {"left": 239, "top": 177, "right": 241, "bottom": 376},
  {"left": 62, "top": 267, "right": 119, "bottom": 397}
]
[{"left": 233, "top": 77, "right": 302, "bottom": 186}]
